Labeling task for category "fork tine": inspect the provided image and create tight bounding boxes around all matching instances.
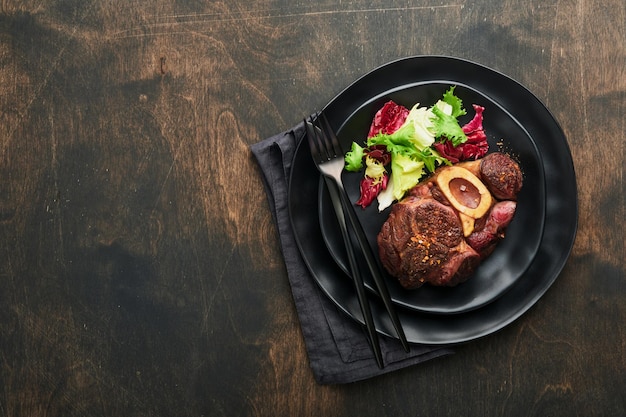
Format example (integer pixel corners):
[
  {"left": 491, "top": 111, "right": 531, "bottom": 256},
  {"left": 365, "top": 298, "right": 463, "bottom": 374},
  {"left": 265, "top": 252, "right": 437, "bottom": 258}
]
[
  {"left": 310, "top": 112, "right": 333, "bottom": 161},
  {"left": 304, "top": 117, "right": 322, "bottom": 163},
  {"left": 319, "top": 112, "right": 343, "bottom": 157}
]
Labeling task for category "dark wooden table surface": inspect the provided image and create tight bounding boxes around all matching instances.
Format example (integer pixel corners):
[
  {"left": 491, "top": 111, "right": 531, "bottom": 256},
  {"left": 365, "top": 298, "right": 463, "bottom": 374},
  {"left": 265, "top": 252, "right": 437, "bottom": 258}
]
[{"left": 1, "top": 1, "right": 625, "bottom": 416}]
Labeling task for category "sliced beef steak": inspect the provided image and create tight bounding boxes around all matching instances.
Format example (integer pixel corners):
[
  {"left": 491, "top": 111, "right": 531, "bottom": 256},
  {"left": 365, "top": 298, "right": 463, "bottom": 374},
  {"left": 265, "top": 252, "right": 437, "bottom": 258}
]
[{"left": 466, "top": 200, "right": 517, "bottom": 258}]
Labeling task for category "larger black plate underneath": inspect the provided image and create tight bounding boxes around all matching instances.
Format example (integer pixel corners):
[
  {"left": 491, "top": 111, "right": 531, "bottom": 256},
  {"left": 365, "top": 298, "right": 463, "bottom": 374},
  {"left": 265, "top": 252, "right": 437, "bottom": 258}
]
[{"left": 288, "top": 56, "right": 577, "bottom": 344}]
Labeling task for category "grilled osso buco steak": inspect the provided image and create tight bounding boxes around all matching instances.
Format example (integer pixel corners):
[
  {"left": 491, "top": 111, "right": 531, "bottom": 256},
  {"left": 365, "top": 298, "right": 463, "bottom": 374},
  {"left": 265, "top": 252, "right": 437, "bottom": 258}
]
[{"left": 377, "top": 152, "right": 523, "bottom": 289}]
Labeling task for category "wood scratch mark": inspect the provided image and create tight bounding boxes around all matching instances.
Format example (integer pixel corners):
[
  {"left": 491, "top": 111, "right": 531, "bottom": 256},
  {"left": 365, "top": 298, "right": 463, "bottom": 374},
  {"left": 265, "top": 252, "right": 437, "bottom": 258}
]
[
  {"left": 153, "top": 158, "right": 176, "bottom": 212},
  {"left": 152, "top": 4, "right": 465, "bottom": 21},
  {"left": 545, "top": 6, "right": 558, "bottom": 100},
  {"left": 48, "top": 105, "right": 64, "bottom": 266},
  {"left": 145, "top": 108, "right": 185, "bottom": 213},
  {"left": 202, "top": 243, "right": 235, "bottom": 327},
  {"left": 575, "top": 0, "right": 589, "bottom": 144},
  {"left": 110, "top": 4, "right": 464, "bottom": 39}
]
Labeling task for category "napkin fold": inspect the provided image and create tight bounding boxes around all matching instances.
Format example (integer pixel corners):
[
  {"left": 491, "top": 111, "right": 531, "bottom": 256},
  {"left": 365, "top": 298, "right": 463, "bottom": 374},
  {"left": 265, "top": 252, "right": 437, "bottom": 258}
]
[{"left": 250, "top": 121, "right": 453, "bottom": 384}]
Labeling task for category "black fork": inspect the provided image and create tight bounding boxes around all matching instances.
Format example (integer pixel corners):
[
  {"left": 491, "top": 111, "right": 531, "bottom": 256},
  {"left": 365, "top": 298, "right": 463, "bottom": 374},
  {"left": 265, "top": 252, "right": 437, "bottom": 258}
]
[{"left": 304, "top": 112, "right": 409, "bottom": 367}]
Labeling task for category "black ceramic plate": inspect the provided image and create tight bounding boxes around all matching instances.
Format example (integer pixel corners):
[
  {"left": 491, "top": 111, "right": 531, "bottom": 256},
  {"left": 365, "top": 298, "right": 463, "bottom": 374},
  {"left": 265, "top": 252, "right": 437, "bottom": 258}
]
[
  {"left": 288, "top": 56, "right": 577, "bottom": 344},
  {"left": 319, "top": 82, "right": 545, "bottom": 314}
]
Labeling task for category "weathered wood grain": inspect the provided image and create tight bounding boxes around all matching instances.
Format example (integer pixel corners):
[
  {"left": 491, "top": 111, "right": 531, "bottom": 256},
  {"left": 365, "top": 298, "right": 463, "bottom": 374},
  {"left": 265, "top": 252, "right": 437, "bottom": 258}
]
[{"left": 0, "top": 0, "right": 624, "bottom": 416}]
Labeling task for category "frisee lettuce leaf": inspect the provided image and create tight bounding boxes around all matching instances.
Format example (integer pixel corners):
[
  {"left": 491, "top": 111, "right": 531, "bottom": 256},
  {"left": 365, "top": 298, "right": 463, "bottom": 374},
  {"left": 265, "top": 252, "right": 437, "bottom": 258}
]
[
  {"left": 390, "top": 152, "right": 425, "bottom": 201},
  {"left": 430, "top": 86, "right": 468, "bottom": 146},
  {"left": 431, "top": 104, "right": 468, "bottom": 146},
  {"left": 398, "top": 104, "right": 436, "bottom": 149},
  {"left": 344, "top": 141, "right": 364, "bottom": 171},
  {"left": 441, "top": 85, "right": 466, "bottom": 118}
]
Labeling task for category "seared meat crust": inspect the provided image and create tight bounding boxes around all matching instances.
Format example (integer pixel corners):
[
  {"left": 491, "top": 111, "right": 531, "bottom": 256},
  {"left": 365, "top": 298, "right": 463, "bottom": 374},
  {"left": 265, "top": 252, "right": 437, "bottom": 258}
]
[
  {"left": 378, "top": 194, "right": 470, "bottom": 289},
  {"left": 480, "top": 152, "right": 523, "bottom": 200}
]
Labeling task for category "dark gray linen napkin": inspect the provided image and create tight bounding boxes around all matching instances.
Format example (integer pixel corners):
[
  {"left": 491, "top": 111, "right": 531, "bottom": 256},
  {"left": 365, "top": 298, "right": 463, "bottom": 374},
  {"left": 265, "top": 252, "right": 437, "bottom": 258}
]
[{"left": 250, "top": 121, "right": 453, "bottom": 384}]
